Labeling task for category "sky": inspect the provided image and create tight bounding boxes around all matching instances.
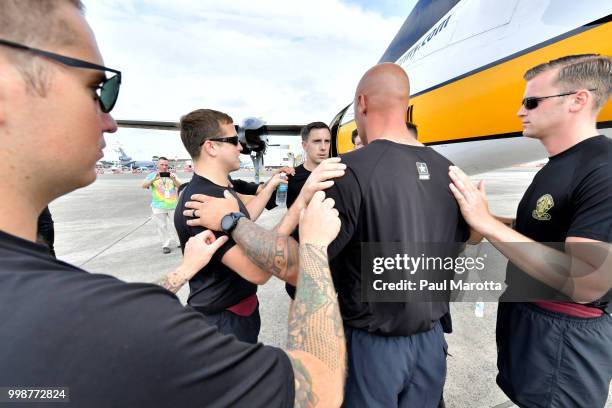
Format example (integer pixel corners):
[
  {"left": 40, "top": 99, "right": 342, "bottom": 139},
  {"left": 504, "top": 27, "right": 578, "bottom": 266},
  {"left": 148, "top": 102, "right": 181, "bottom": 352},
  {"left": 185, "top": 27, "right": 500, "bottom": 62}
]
[{"left": 86, "top": 0, "right": 418, "bottom": 161}]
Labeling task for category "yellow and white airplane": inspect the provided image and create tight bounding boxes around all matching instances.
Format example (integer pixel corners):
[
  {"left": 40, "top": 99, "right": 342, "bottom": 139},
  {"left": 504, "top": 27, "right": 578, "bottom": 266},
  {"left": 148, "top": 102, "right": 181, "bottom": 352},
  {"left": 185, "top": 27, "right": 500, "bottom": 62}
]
[{"left": 118, "top": 0, "right": 611, "bottom": 176}]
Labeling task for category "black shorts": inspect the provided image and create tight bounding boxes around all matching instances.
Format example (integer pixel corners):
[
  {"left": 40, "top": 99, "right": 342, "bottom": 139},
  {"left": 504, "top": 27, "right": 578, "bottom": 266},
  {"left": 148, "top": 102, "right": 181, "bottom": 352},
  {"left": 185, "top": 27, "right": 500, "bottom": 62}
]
[
  {"left": 496, "top": 302, "right": 612, "bottom": 408},
  {"left": 196, "top": 305, "right": 261, "bottom": 344}
]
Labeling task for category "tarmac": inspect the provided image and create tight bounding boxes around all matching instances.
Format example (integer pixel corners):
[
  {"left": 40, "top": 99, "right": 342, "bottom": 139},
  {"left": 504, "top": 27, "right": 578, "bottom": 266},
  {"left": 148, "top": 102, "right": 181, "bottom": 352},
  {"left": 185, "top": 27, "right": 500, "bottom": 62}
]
[{"left": 49, "top": 166, "right": 611, "bottom": 408}]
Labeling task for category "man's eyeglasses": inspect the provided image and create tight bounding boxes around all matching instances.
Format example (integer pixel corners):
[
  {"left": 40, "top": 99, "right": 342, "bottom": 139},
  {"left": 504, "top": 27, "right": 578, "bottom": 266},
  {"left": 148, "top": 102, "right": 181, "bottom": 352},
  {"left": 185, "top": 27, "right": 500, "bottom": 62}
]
[
  {"left": 521, "top": 89, "right": 597, "bottom": 110},
  {"left": 200, "top": 136, "right": 240, "bottom": 146},
  {"left": 0, "top": 38, "right": 121, "bottom": 113}
]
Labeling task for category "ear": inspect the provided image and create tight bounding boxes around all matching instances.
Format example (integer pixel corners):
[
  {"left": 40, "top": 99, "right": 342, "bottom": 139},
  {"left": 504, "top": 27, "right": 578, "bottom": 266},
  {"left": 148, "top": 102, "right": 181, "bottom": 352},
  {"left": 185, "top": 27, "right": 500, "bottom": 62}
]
[
  {"left": 302, "top": 140, "right": 307, "bottom": 150},
  {"left": 569, "top": 89, "right": 591, "bottom": 113},
  {"left": 357, "top": 94, "right": 367, "bottom": 115},
  {"left": 202, "top": 140, "right": 218, "bottom": 158}
]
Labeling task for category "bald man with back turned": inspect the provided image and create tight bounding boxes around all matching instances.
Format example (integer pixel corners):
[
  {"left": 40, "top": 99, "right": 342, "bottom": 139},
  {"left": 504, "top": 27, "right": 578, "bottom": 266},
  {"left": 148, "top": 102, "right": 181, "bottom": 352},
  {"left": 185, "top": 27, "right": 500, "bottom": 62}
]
[{"left": 324, "top": 63, "right": 474, "bottom": 407}]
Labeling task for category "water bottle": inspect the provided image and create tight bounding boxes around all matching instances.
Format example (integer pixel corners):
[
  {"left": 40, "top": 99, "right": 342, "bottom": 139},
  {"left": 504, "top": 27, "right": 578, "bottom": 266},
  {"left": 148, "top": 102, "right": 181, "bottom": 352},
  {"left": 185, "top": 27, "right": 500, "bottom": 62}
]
[
  {"left": 474, "top": 301, "right": 485, "bottom": 318},
  {"left": 275, "top": 173, "right": 288, "bottom": 207}
]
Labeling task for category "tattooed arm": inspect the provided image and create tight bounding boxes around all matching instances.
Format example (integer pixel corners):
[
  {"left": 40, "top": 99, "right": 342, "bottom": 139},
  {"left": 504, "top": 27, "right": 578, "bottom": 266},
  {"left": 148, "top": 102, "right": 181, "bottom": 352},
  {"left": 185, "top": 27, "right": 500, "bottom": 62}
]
[
  {"left": 181, "top": 158, "right": 346, "bottom": 286},
  {"left": 154, "top": 267, "right": 193, "bottom": 294},
  {"left": 153, "top": 231, "right": 228, "bottom": 293},
  {"left": 284, "top": 191, "right": 346, "bottom": 407},
  {"left": 228, "top": 217, "right": 300, "bottom": 285},
  {"left": 225, "top": 158, "right": 348, "bottom": 285}
]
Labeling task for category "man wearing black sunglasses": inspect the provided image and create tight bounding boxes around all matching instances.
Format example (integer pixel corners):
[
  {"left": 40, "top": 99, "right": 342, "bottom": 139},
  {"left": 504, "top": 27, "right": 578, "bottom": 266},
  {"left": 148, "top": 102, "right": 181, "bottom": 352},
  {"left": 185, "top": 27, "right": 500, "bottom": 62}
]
[
  {"left": 449, "top": 54, "right": 612, "bottom": 407},
  {"left": 174, "top": 108, "right": 295, "bottom": 344},
  {"left": 0, "top": 1, "right": 347, "bottom": 407}
]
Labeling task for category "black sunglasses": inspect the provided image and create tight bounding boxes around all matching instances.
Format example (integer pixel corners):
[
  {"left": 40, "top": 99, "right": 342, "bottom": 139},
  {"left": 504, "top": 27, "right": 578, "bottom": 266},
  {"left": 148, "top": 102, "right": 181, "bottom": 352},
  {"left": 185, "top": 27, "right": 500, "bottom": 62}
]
[
  {"left": 522, "top": 88, "right": 597, "bottom": 110},
  {"left": 200, "top": 135, "right": 240, "bottom": 146},
  {"left": 0, "top": 38, "right": 121, "bottom": 113}
]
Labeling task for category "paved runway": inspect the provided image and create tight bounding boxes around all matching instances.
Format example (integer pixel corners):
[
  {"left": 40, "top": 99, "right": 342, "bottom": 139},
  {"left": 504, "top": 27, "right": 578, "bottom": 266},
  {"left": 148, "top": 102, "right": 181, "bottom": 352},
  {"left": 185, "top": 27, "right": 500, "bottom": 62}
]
[{"left": 49, "top": 166, "right": 611, "bottom": 408}]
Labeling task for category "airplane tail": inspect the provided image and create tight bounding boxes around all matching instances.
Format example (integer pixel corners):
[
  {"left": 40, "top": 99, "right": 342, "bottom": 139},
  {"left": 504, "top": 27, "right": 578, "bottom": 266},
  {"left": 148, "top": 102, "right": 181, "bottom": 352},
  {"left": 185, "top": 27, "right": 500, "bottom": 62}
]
[{"left": 117, "top": 147, "right": 132, "bottom": 162}]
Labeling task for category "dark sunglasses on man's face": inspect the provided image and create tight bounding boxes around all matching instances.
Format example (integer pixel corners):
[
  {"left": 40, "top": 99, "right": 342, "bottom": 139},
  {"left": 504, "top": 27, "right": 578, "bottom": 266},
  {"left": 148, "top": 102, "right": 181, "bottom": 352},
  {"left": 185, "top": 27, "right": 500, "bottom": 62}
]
[
  {"left": 521, "top": 88, "right": 597, "bottom": 110},
  {"left": 0, "top": 38, "right": 121, "bottom": 113},
  {"left": 200, "top": 136, "right": 240, "bottom": 146}
]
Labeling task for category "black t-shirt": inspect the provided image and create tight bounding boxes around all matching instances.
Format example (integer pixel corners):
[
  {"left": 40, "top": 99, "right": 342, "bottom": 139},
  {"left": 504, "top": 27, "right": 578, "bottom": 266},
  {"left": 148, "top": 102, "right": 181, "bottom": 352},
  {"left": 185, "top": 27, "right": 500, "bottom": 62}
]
[
  {"left": 174, "top": 173, "right": 257, "bottom": 312},
  {"left": 265, "top": 165, "right": 311, "bottom": 211},
  {"left": 283, "top": 165, "right": 311, "bottom": 298},
  {"left": 286, "top": 164, "right": 311, "bottom": 209},
  {"left": 0, "top": 230, "right": 294, "bottom": 407},
  {"left": 230, "top": 177, "right": 260, "bottom": 196},
  {"left": 326, "top": 139, "right": 469, "bottom": 336},
  {"left": 505, "top": 135, "right": 612, "bottom": 304},
  {"left": 37, "top": 206, "right": 55, "bottom": 257}
]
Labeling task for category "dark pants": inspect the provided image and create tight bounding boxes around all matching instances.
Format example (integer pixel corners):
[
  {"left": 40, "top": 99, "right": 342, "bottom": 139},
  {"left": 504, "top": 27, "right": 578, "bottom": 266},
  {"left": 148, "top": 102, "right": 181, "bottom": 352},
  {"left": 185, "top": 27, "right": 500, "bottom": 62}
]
[
  {"left": 343, "top": 322, "right": 448, "bottom": 408},
  {"left": 198, "top": 305, "right": 261, "bottom": 344},
  {"left": 496, "top": 302, "right": 612, "bottom": 408}
]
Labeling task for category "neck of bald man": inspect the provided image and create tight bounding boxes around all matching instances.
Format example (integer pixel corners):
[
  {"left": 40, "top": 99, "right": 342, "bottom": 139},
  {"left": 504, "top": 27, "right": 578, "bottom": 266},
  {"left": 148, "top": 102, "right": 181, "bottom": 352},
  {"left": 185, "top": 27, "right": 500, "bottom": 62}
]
[{"left": 365, "top": 113, "right": 418, "bottom": 144}]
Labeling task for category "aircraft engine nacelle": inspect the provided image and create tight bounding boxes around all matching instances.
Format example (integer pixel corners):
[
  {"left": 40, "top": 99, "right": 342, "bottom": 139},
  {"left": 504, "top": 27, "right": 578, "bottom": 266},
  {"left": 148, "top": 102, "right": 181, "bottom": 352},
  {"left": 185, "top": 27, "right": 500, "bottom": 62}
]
[{"left": 238, "top": 117, "right": 268, "bottom": 155}]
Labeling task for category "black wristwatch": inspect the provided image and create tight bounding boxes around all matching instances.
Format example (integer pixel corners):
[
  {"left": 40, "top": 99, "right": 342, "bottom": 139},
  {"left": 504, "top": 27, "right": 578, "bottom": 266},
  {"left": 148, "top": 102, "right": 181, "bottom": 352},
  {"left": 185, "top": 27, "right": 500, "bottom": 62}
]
[{"left": 221, "top": 212, "right": 246, "bottom": 235}]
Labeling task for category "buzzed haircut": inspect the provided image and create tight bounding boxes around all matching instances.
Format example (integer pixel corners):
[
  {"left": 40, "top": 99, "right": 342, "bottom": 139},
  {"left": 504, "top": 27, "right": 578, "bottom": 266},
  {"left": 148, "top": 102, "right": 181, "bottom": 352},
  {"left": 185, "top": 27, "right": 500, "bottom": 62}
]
[
  {"left": 524, "top": 54, "right": 612, "bottom": 111},
  {"left": 301, "top": 121, "right": 330, "bottom": 142},
  {"left": 0, "top": 0, "right": 85, "bottom": 95},
  {"left": 158, "top": 156, "right": 168, "bottom": 161},
  {"left": 180, "top": 109, "right": 234, "bottom": 159},
  {"left": 351, "top": 129, "right": 359, "bottom": 144},
  {"left": 407, "top": 122, "right": 418, "bottom": 137}
]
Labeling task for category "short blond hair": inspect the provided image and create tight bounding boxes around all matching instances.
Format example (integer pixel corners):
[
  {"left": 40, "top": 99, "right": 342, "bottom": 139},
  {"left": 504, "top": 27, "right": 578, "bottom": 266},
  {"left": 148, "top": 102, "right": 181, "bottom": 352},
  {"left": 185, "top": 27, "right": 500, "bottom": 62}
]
[{"left": 524, "top": 54, "right": 612, "bottom": 111}]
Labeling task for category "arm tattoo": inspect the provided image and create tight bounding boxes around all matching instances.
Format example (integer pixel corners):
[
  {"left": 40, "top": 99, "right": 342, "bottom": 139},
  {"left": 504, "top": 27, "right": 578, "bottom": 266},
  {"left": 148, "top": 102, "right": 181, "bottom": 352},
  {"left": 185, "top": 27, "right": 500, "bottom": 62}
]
[
  {"left": 153, "top": 271, "right": 184, "bottom": 294},
  {"left": 288, "top": 355, "right": 319, "bottom": 408},
  {"left": 232, "top": 218, "right": 299, "bottom": 281},
  {"left": 286, "top": 244, "right": 346, "bottom": 407},
  {"left": 287, "top": 244, "right": 344, "bottom": 370}
]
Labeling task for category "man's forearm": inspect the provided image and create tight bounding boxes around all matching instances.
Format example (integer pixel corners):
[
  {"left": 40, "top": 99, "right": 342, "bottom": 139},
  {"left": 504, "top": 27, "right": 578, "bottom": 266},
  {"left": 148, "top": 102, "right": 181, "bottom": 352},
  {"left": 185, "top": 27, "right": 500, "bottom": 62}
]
[
  {"left": 232, "top": 218, "right": 299, "bottom": 284},
  {"left": 275, "top": 200, "right": 302, "bottom": 235},
  {"left": 153, "top": 267, "right": 190, "bottom": 294},
  {"left": 485, "top": 222, "right": 610, "bottom": 302},
  {"left": 286, "top": 244, "right": 346, "bottom": 406},
  {"left": 245, "top": 186, "right": 275, "bottom": 221},
  {"left": 495, "top": 215, "right": 515, "bottom": 228}
]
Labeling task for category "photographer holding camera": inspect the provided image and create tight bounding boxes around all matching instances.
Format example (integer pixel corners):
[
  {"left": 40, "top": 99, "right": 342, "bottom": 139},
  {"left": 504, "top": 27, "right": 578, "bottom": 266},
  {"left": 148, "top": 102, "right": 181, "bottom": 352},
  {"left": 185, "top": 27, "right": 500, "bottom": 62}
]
[{"left": 142, "top": 157, "right": 182, "bottom": 253}]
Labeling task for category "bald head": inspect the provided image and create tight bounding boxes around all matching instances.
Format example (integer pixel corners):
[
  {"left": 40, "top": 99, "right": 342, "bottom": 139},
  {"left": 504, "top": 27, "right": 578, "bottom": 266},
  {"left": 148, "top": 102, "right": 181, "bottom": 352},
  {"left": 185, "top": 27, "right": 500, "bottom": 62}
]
[
  {"left": 356, "top": 63, "right": 410, "bottom": 113},
  {"left": 354, "top": 63, "right": 416, "bottom": 145}
]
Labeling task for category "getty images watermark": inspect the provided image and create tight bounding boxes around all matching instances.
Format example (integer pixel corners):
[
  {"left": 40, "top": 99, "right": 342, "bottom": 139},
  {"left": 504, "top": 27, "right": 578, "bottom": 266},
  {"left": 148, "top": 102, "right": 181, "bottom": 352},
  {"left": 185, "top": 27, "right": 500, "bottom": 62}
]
[{"left": 360, "top": 242, "right": 612, "bottom": 303}]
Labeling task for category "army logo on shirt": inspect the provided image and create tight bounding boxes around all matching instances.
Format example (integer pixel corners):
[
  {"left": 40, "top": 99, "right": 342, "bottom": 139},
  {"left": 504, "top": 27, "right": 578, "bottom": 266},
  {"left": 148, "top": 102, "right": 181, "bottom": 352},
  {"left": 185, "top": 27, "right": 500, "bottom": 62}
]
[
  {"left": 416, "top": 162, "right": 430, "bottom": 180},
  {"left": 532, "top": 194, "right": 554, "bottom": 221}
]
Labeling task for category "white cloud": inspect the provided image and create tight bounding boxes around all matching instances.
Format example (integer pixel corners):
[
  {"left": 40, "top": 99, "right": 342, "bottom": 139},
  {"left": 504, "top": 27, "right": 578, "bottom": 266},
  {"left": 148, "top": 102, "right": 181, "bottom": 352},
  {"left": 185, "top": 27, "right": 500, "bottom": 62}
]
[{"left": 85, "top": 0, "right": 407, "bottom": 160}]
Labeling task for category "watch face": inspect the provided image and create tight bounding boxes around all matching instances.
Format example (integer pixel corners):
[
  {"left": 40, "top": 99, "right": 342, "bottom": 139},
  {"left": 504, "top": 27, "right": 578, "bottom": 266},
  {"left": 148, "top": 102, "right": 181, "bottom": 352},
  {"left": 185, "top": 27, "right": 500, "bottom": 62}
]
[{"left": 221, "top": 214, "right": 234, "bottom": 232}]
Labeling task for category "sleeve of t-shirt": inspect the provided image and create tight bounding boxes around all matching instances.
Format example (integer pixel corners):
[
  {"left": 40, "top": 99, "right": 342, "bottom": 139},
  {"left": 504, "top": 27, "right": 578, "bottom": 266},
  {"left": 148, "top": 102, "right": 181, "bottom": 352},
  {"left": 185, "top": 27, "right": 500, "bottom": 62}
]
[
  {"left": 568, "top": 164, "right": 612, "bottom": 242},
  {"left": 325, "top": 168, "right": 362, "bottom": 260},
  {"left": 266, "top": 189, "right": 278, "bottom": 210},
  {"left": 82, "top": 280, "right": 295, "bottom": 406},
  {"left": 145, "top": 172, "right": 156, "bottom": 183},
  {"left": 231, "top": 178, "right": 261, "bottom": 195},
  {"left": 185, "top": 183, "right": 239, "bottom": 260}
]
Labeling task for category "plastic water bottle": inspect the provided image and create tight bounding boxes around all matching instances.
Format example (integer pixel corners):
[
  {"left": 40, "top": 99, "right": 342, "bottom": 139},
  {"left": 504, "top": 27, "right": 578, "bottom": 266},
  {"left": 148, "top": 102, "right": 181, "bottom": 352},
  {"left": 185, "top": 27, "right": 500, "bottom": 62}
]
[
  {"left": 474, "top": 301, "right": 485, "bottom": 318},
  {"left": 275, "top": 174, "right": 288, "bottom": 207}
]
